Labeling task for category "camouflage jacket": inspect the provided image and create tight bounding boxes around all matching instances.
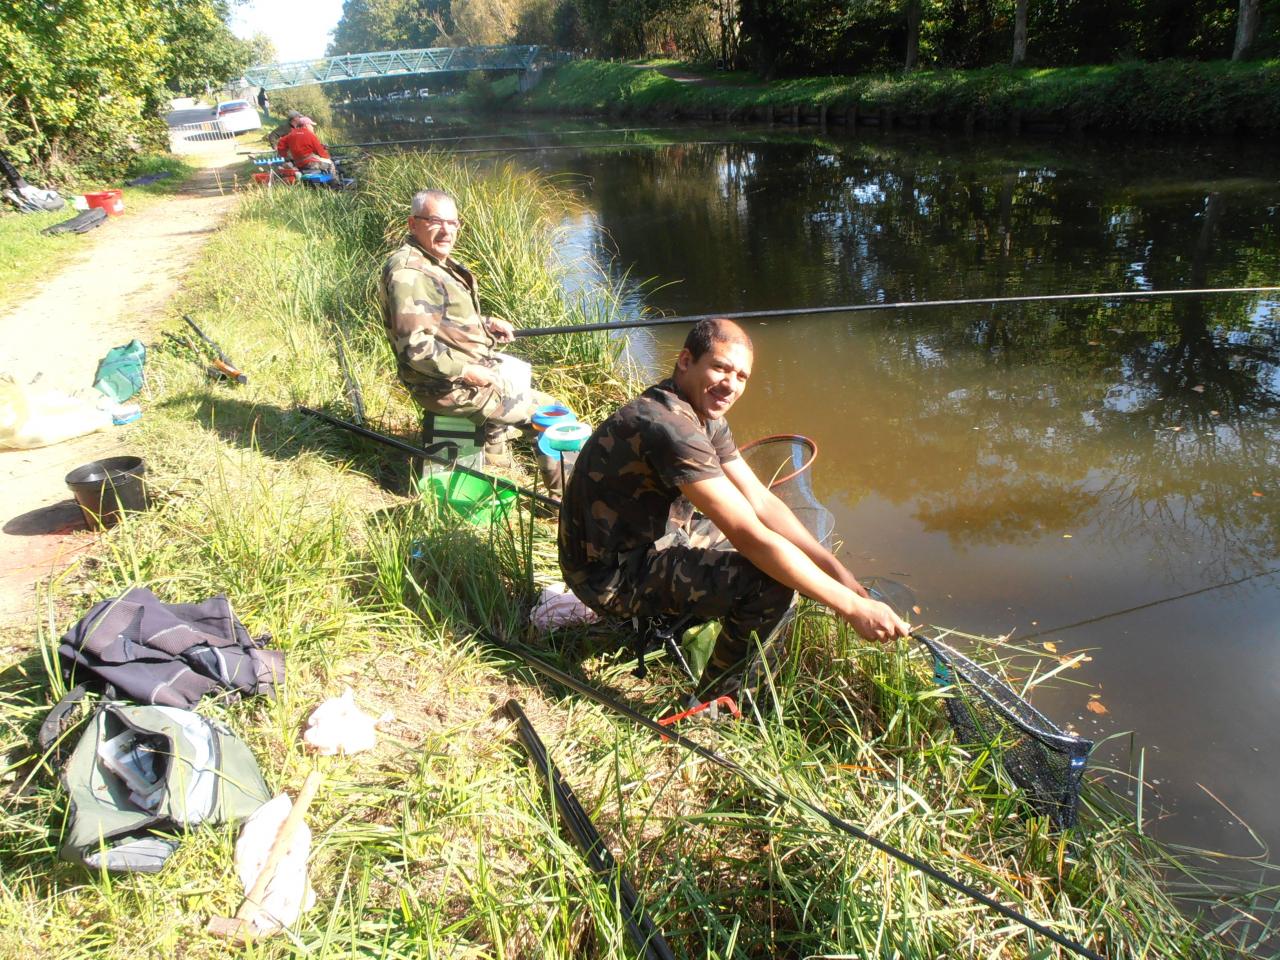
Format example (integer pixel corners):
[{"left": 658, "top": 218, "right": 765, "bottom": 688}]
[
  {"left": 379, "top": 238, "right": 499, "bottom": 397},
  {"left": 558, "top": 378, "right": 739, "bottom": 605}
]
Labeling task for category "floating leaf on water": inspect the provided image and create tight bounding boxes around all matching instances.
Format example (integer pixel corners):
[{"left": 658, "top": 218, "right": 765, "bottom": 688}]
[
  {"left": 1042, "top": 641, "right": 1058, "bottom": 652},
  {"left": 1210, "top": 410, "right": 1220, "bottom": 416},
  {"left": 911, "top": 605, "right": 921, "bottom": 614},
  {"left": 1086, "top": 700, "right": 1109, "bottom": 715},
  {"left": 1171, "top": 425, "right": 1184, "bottom": 432},
  {"left": 1252, "top": 491, "right": 1264, "bottom": 498},
  {"left": 1192, "top": 384, "right": 1205, "bottom": 393},
  {"left": 1062, "top": 533, "right": 1073, "bottom": 539}
]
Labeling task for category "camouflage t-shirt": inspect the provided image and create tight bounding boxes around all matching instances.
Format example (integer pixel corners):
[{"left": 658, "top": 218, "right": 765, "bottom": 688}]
[
  {"left": 379, "top": 238, "right": 498, "bottom": 399},
  {"left": 558, "top": 378, "right": 738, "bottom": 606}
]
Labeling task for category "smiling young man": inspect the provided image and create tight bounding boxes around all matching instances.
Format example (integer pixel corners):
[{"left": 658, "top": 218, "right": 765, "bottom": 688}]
[
  {"left": 379, "top": 189, "right": 557, "bottom": 466},
  {"left": 559, "top": 317, "right": 911, "bottom": 696}
]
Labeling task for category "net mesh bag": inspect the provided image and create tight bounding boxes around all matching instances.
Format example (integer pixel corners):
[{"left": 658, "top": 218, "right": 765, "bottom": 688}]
[
  {"left": 917, "top": 634, "right": 1093, "bottom": 828},
  {"left": 739, "top": 435, "right": 835, "bottom": 547}
]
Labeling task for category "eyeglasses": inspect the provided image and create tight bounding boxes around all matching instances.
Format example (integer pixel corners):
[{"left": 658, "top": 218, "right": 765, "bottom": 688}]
[{"left": 413, "top": 215, "right": 462, "bottom": 230}]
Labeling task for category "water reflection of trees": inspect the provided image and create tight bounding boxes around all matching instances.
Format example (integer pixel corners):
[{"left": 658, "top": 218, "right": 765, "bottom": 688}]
[{"left": 567, "top": 137, "right": 1280, "bottom": 575}]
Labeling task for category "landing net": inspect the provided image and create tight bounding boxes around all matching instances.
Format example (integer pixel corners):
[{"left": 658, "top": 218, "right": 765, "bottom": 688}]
[
  {"left": 739, "top": 434, "right": 835, "bottom": 547},
  {"left": 916, "top": 634, "right": 1093, "bottom": 828}
]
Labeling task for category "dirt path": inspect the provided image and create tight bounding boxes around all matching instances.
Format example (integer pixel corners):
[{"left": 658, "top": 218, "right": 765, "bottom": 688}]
[
  {"left": 647, "top": 64, "right": 766, "bottom": 88},
  {"left": 0, "top": 160, "right": 239, "bottom": 628}
]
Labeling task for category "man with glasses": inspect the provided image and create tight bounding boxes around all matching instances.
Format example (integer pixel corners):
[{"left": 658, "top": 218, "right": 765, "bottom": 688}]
[{"left": 379, "top": 189, "right": 556, "bottom": 467}]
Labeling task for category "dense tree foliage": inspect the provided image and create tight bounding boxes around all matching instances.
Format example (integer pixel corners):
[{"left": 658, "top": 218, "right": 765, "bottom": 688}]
[
  {"left": 328, "top": 0, "right": 453, "bottom": 54},
  {"left": 326, "top": 0, "right": 1276, "bottom": 75},
  {"left": 0, "top": 0, "right": 253, "bottom": 177}
]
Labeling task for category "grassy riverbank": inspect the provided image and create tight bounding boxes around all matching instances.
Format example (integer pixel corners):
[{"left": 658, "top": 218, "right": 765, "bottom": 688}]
[
  {"left": 0, "top": 154, "right": 197, "bottom": 312},
  {"left": 0, "top": 154, "right": 1269, "bottom": 958},
  {"left": 510, "top": 58, "right": 1280, "bottom": 137}
]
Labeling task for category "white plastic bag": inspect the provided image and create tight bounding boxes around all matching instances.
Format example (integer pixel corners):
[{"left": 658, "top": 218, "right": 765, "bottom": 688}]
[
  {"left": 303, "top": 688, "right": 388, "bottom": 756},
  {"left": 234, "top": 793, "right": 316, "bottom": 935},
  {"left": 530, "top": 582, "right": 600, "bottom": 632},
  {"left": 0, "top": 375, "right": 113, "bottom": 449}
]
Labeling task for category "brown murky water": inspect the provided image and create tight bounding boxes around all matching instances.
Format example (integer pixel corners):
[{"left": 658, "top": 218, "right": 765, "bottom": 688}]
[{"left": 341, "top": 109, "right": 1280, "bottom": 860}]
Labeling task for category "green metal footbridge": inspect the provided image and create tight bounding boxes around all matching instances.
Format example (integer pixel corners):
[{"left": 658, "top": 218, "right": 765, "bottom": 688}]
[{"left": 243, "top": 45, "right": 542, "bottom": 91}]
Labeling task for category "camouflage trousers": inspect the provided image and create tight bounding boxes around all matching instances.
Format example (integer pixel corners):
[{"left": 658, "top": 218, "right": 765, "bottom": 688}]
[
  {"left": 413, "top": 376, "right": 556, "bottom": 445},
  {"left": 599, "top": 519, "right": 796, "bottom": 678}
]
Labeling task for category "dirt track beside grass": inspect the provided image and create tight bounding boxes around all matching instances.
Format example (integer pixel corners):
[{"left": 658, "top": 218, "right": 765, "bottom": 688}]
[{"left": 0, "top": 161, "right": 239, "bottom": 628}]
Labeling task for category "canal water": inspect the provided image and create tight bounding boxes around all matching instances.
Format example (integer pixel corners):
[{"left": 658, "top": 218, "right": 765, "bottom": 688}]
[{"left": 339, "top": 109, "right": 1280, "bottom": 863}]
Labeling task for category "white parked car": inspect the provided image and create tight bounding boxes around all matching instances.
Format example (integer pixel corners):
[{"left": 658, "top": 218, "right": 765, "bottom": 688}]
[{"left": 214, "top": 100, "right": 262, "bottom": 134}]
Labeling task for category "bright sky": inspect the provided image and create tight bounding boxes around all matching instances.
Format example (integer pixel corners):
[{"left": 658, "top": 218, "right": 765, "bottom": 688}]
[{"left": 230, "top": 0, "right": 345, "bottom": 64}]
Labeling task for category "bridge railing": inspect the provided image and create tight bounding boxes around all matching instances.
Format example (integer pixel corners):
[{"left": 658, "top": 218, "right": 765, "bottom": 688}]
[{"left": 244, "top": 45, "right": 542, "bottom": 91}]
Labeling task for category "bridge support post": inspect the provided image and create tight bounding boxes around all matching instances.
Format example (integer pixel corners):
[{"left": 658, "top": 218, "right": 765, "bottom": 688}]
[{"left": 518, "top": 64, "right": 543, "bottom": 93}]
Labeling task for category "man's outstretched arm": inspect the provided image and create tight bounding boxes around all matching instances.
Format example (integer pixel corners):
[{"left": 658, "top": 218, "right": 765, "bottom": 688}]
[
  {"left": 681, "top": 474, "right": 910, "bottom": 643},
  {"left": 721, "top": 456, "right": 869, "bottom": 598}
]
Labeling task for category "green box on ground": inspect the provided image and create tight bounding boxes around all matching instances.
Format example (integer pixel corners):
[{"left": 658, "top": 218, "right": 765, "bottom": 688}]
[{"left": 421, "top": 470, "right": 516, "bottom": 525}]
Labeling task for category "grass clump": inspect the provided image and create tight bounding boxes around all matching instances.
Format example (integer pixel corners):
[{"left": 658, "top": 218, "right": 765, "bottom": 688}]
[{"left": 0, "top": 150, "right": 1273, "bottom": 959}]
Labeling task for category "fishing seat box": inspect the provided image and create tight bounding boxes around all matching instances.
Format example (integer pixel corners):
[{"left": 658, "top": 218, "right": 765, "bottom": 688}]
[{"left": 421, "top": 412, "right": 485, "bottom": 471}]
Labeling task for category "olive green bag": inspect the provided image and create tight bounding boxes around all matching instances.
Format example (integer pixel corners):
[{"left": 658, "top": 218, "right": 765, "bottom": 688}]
[{"left": 57, "top": 702, "right": 270, "bottom": 872}]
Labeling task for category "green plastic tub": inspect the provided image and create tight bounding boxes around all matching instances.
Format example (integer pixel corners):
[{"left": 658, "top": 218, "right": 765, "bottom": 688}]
[{"left": 421, "top": 470, "right": 517, "bottom": 525}]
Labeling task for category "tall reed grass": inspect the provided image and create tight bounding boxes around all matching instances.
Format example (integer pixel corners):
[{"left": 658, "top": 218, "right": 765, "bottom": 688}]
[{"left": 0, "top": 153, "right": 1273, "bottom": 959}]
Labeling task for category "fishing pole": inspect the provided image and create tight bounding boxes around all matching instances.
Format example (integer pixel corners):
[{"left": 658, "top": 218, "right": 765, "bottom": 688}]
[
  {"left": 1015, "top": 564, "right": 1280, "bottom": 645},
  {"left": 333, "top": 139, "right": 770, "bottom": 158},
  {"left": 479, "top": 625, "right": 1105, "bottom": 960},
  {"left": 328, "top": 125, "right": 678, "bottom": 150},
  {"left": 514, "top": 285, "right": 1280, "bottom": 339},
  {"left": 298, "top": 405, "right": 561, "bottom": 510},
  {"left": 506, "top": 700, "right": 676, "bottom": 960},
  {"left": 303, "top": 411, "right": 1100, "bottom": 953}
]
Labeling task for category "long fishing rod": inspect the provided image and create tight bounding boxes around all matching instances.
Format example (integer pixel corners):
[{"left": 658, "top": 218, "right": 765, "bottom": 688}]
[
  {"left": 514, "top": 285, "right": 1280, "bottom": 339},
  {"left": 452, "top": 139, "right": 767, "bottom": 157},
  {"left": 303, "top": 410, "right": 1100, "bottom": 953},
  {"left": 480, "top": 626, "right": 1105, "bottom": 960},
  {"left": 329, "top": 126, "right": 678, "bottom": 150},
  {"left": 298, "top": 405, "right": 561, "bottom": 509},
  {"left": 506, "top": 700, "right": 676, "bottom": 960},
  {"left": 1015, "top": 564, "right": 1280, "bottom": 645}
]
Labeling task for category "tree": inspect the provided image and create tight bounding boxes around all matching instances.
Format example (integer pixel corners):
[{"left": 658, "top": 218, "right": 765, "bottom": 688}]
[
  {"left": 247, "top": 32, "right": 276, "bottom": 67},
  {"left": 1234, "top": 0, "right": 1261, "bottom": 59},
  {"left": 451, "top": 0, "right": 519, "bottom": 45},
  {"left": 904, "top": 0, "right": 921, "bottom": 70},
  {"left": 1012, "top": 0, "right": 1028, "bottom": 64},
  {"left": 155, "top": 0, "right": 255, "bottom": 95},
  {"left": 328, "top": 0, "right": 453, "bottom": 55},
  {"left": 0, "top": 0, "right": 168, "bottom": 175}
]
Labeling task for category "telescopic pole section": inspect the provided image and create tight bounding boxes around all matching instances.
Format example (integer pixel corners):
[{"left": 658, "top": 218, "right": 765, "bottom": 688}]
[
  {"left": 486, "top": 630, "right": 1105, "bottom": 960},
  {"left": 505, "top": 700, "right": 676, "bottom": 960},
  {"left": 297, "top": 405, "right": 561, "bottom": 509},
  {"left": 513, "top": 285, "right": 1280, "bottom": 339}
]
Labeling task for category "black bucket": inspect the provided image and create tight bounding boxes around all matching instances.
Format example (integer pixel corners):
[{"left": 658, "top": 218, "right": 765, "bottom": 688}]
[{"left": 64, "top": 456, "right": 149, "bottom": 530}]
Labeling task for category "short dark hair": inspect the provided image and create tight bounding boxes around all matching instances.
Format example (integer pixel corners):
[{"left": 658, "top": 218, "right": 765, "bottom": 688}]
[{"left": 682, "top": 317, "right": 752, "bottom": 361}]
